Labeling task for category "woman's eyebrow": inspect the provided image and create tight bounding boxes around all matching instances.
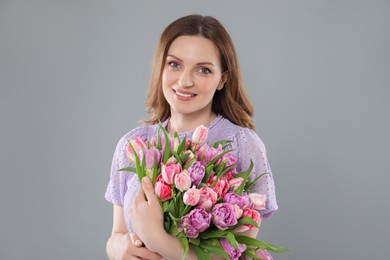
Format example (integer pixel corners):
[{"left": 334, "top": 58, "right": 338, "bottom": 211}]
[{"left": 167, "top": 54, "right": 216, "bottom": 67}]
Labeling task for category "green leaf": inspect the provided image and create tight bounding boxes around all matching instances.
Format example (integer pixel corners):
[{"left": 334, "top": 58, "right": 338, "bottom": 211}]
[
  {"left": 235, "top": 160, "right": 254, "bottom": 195},
  {"left": 189, "top": 238, "right": 200, "bottom": 246},
  {"left": 157, "top": 125, "right": 162, "bottom": 149},
  {"left": 202, "top": 164, "right": 214, "bottom": 183},
  {"left": 173, "top": 153, "right": 182, "bottom": 165},
  {"left": 159, "top": 123, "right": 171, "bottom": 164},
  {"left": 212, "top": 139, "right": 232, "bottom": 149},
  {"left": 152, "top": 151, "right": 158, "bottom": 185},
  {"left": 164, "top": 200, "right": 176, "bottom": 216},
  {"left": 128, "top": 141, "right": 144, "bottom": 181},
  {"left": 192, "top": 245, "right": 211, "bottom": 260},
  {"left": 179, "top": 237, "right": 189, "bottom": 260},
  {"left": 199, "top": 230, "right": 228, "bottom": 239},
  {"left": 179, "top": 152, "right": 190, "bottom": 163},
  {"left": 177, "top": 136, "right": 187, "bottom": 154},
  {"left": 200, "top": 239, "right": 230, "bottom": 259},
  {"left": 242, "top": 250, "right": 262, "bottom": 259},
  {"left": 183, "top": 154, "right": 197, "bottom": 170},
  {"left": 245, "top": 172, "right": 269, "bottom": 191},
  {"left": 168, "top": 212, "right": 181, "bottom": 222},
  {"left": 235, "top": 235, "right": 289, "bottom": 253},
  {"left": 236, "top": 216, "right": 259, "bottom": 229},
  {"left": 208, "top": 149, "right": 234, "bottom": 166},
  {"left": 225, "top": 232, "right": 239, "bottom": 250},
  {"left": 118, "top": 166, "right": 137, "bottom": 173}
]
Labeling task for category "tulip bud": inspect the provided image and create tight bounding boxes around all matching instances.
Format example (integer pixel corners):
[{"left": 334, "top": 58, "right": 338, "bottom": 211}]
[
  {"left": 192, "top": 125, "right": 208, "bottom": 144},
  {"left": 248, "top": 193, "right": 267, "bottom": 211},
  {"left": 174, "top": 170, "right": 192, "bottom": 192},
  {"left": 126, "top": 137, "right": 147, "bottom": 164}
]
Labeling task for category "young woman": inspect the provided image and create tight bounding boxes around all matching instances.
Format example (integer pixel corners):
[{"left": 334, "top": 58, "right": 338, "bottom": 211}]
[{"left": 105, "top": 14, "right": 278, "bottom": 260}]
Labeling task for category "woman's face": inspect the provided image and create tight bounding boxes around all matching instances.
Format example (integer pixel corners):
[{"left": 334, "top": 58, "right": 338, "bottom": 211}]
[{"left": 162, "top": 36, "right": 225, "bottom": 119}]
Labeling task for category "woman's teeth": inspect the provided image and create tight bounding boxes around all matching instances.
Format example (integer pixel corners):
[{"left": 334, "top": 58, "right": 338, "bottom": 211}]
[{"left": 175, "top": 90, "right": 195, "bottom": 97}]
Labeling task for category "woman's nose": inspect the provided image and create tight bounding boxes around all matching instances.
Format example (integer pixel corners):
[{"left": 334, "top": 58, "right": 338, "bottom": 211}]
[{"left": 178, "top": 71, "right": 194, "bottom": 87}]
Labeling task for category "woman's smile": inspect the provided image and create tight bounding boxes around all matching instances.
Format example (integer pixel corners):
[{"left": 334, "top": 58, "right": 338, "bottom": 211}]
[{"left": 173, "top": 89, "right": 197, "bottom": 100}]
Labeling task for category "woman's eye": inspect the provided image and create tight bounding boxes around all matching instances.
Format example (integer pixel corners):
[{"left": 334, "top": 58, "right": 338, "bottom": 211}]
[
  {"left": 168, "top": 61, "right": 180, "bottom": 69},
  {"left": 199, "top": 67, "right": 211, "bottom": 74}
]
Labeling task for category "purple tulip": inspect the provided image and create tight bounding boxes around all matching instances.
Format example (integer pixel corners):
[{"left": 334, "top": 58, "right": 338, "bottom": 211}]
[
  {"left": 187, "top": 160, "right": 205, "bottom": 185},
  {"left": 255, "top": 250, "right": 273, "bottom": 260},
  {"left": 143, "top": 147, "right": 162, "bottom": 169},
  {"left": 220, "top": 238, "right": 246, "bottom": 260},
  {"left": 179, "top": 216, "right": 199, "bottom": 238},
  {"left": 179, "top": 207, "right": 211, "bottom": 238},
  {"left": 224, "top": 192, "right": 253, "bottom": 210},
  {"left": 211, "top": 203, "right": 238, "bottom": 230}
]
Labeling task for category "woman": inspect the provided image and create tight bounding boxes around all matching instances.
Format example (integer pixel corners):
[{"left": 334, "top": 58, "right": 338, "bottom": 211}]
[{"left": 105, "top": 14, "right": 278, "bottom": 259}]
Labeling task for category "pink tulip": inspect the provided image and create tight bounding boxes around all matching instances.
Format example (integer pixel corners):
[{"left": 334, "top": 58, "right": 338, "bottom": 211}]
[
  {"left": 183, "top": 150, "right": 195, "bottom": 164},
  {"left": 242, "top": 208, "right": 261, "bottom": 230},
  {"left": 126, "top": 137, "right": 147, "bottom": 164},
  {"left": 155, "top": 175, "right": 172, "bottom": 201},
  {"left": 192, "top": 125, "right": 208, "bottom": 144},
  {"left": 229, "top": 177, "right": 244, "bottom": 191},
  {"left": 183, "top": 186, "right": 201, "bottom": 206},
  {"left": 171, "top": 136, "right": 180, "bottom": 153},
  {"left": 161, "top": 160, "right": 182, "bottom": 184},
  {"left": 233, "top": 204, "right": 243, "bottom": 219},
  {"left": 248, "top": 193, "right": 267, "bottom": 211},
  {"left": 197, "top": 187, "right": 217, "bottom": 210},
  {"left": 255, "top": 250, "right": 273, "bottom": 260},
  {"left": 174, "top": 170, "right": 192, "bottom": 192},
  {"left": 209, "top": 177, "right": 229, "bottom": 198}
]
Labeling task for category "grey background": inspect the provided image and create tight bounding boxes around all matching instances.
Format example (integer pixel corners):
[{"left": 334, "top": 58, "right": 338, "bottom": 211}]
[{"left": 1, "top": 0, "right": 389, "bottom": 259}]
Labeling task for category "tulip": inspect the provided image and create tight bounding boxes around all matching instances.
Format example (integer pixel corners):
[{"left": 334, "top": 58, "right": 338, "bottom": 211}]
[
  {"left": 242, "top": 208, "right": 261, "bottom": 230},
  {"left": 192, "top": 125, "right": 208, "bottom": 144},
  {"left": 174, "top": 170, "right": 192, "bottom": 192},
  {"left": 211, "top": 203, "right": 238, "bottom": 230},
  {"left": 126, "top": 137, "right": 147, "bottom": 164},
  {"left": 248, "top": 193, "right": 267, "bottom": 211},
  {"left": 228, "top": 177, "right": 244, "bottom": 191},
  {"left": 255, "top": 250, "right": 273, "bottom": 260},
  {"left": 143, "top": 147, "right": 162, "bottom": 169},
  {"left": 155, "top": 175, "right": 172, "bottom": 201},
  {"left": 183, "top": 186, "right": 201, "bottom": 206},
  {"left": 161, "top": 160, "right": 182, "bottom": 184},
  {"left": 197, "top": 187, "right": 217, "bottom": 210},
  {"left": 220, "top": 238, "right": 246, "bottom": 260}
]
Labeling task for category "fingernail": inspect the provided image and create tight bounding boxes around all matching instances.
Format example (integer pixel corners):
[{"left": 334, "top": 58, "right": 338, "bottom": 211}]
[
  {"left": 135, "top": 240, "right": 142, "bottom": 246},
  {"left": 143, "top": 176, "right": 150, "bottom": 184}
]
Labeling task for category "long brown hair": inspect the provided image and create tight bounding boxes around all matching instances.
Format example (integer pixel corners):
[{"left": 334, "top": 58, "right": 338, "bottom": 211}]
[{"left": 144, "top": 14, "right": 255, "bottom": 130}]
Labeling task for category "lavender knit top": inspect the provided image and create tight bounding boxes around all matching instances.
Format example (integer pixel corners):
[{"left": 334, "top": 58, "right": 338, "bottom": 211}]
[{"left": 105, "top": 114, "right": 278, "bottom": 232}]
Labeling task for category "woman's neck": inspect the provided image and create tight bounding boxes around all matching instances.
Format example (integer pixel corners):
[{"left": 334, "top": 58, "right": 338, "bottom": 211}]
[{"left": 167, "top": 112, "right": 217, "bottom": 134}]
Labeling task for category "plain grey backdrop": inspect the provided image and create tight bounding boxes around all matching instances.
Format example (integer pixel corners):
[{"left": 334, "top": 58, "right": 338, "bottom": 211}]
[{"left": 1, "top": 0, "right": 389, "bottom": 259}]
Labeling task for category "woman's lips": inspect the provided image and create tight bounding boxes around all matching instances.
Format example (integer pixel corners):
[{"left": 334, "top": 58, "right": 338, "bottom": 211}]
[{"left": 173, "top": 89, "right": 197, "bottom": 100}]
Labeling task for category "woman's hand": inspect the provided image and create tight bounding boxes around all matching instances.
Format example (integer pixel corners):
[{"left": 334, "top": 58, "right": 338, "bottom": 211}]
[
  {"left": 107, "top": 232, "right": 163, "bottom": 260},
  {"left": 130, "top": 176, "right": 165, "bottom": 251}
]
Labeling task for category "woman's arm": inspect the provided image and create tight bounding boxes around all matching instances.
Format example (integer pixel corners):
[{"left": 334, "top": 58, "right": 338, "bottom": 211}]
[{"left": 106, "top": 205, "right": 163, "bottom": 260}]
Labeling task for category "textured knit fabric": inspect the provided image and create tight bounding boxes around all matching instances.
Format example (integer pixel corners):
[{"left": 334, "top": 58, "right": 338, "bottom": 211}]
[{"left": 105, "top": 114, "right": 278, "bottom": 232}]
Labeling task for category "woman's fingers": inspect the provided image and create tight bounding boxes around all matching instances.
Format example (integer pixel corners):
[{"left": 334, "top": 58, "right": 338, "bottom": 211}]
[
  {"left": 130, "top": 232, "right": 143, "bottom": 247},
  {"left": 141, "top": 176, "right": 158, "bottom": 205}
]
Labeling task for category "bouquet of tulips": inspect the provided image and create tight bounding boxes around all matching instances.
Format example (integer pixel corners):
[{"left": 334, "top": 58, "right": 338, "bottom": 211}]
[{"left": 120, "top": 124, "right": 287, "bottom": 260}]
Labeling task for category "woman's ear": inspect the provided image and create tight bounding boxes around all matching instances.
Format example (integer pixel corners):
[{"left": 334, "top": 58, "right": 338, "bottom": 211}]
[{"left": 217, "top": 73, "right": 227, "bottom": 90}]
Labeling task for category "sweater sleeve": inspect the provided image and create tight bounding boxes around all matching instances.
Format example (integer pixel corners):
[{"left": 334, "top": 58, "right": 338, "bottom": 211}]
[
  {"left": 104, "top": 126, "right": 148, "bottom": 206},
  {"left": 235, "top": 128, "right": 278, "bottom": 218}
]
